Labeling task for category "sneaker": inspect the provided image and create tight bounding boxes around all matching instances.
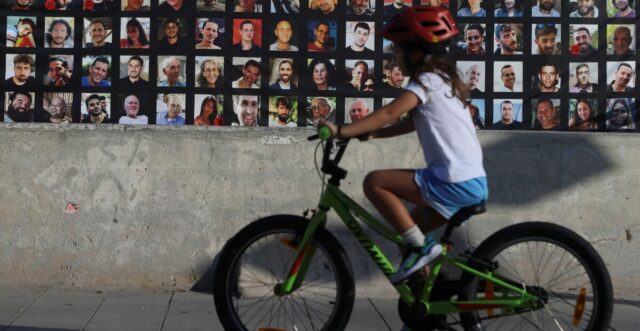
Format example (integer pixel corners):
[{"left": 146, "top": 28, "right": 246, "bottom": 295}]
[{"left": 390, "top": 239, "right": 442, "bottom": 284}]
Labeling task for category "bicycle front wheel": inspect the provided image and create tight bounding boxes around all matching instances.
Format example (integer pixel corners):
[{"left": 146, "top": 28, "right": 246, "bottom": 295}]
[
  {"left": 459, "top": 222, "right": 613, "bottom": 331},
  {"left": 213, "top": 215, "right": 355, "bottom": 331}
]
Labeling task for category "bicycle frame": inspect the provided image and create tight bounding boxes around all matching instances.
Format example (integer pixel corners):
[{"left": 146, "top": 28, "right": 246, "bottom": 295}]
[{"left": 277, "top": 183, "right": 541, "bottom": 316}]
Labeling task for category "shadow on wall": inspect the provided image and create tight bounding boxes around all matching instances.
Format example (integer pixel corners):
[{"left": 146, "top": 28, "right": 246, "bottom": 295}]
[{"left": 191, "top": 132, "right": 616, "bottom": 293}]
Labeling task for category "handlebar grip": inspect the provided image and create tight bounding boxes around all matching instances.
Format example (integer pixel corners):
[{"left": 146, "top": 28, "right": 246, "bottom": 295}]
[
  {"left": 307, "top": 134, "right": 319, "bottom": 141},
  {"left": 318, "top": 126, "right": 333, "bottom": 141}
]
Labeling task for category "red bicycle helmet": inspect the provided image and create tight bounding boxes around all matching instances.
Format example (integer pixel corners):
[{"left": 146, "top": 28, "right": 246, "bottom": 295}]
[{"left": 377, "top": 6, "right": 459, "bottom": 44}]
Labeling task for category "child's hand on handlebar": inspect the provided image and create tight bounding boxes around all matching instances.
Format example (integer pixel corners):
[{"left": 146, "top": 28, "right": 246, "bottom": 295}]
[{"left": 318, "top": 120, "right": 339, "bottom": 139}]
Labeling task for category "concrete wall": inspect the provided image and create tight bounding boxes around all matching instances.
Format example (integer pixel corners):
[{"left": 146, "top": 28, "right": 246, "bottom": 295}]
[{"left": 0, "top": 124, "right": 638, "bottom": 297}]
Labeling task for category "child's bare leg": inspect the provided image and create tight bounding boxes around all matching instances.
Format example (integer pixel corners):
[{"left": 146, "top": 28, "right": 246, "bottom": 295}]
[
  {"left": 362, "top": 169, "right": 426, "bottom": 233},
  {"left": 411, "top": 205, "right": 448, "bottom": 234}
]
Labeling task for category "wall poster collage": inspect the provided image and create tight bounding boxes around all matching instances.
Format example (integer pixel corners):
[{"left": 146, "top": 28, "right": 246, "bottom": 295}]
[{"left": 1, "top": 0, "right": 640, "bottom": 131}]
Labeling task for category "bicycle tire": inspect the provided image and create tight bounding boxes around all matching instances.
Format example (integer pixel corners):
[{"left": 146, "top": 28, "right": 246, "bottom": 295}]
[
  {"left": 459, "top": 222, "right": 613, "bottom": 331},
  {"left": 213, "top": 215, "right": 355, "bottom": 331}
]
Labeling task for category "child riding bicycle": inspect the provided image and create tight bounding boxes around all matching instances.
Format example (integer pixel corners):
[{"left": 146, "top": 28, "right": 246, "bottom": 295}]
[{"left": 321, "top": 6, "right": 488, "bottom": 284}]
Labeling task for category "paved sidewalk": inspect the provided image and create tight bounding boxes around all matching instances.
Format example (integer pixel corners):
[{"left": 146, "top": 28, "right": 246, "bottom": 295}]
[{"left": 1, "top": 287, "right": 638, "bottom": 331}]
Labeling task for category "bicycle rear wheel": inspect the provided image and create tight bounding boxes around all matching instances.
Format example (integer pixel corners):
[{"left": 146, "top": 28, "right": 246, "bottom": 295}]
[
  {"left": 459, "top": 222, "right": 613, "bottom": 331},
  {"left": 213, "top": 215, "right": 355, "bottom": 331}
]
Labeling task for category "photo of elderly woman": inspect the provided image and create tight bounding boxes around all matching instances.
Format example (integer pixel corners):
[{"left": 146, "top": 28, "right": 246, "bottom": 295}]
[
  {"left": 308, "top": 58, "right": 336, "bottom": 91},
  {"left": 196, "top": 57, "right": 224, "bottom": 88}
]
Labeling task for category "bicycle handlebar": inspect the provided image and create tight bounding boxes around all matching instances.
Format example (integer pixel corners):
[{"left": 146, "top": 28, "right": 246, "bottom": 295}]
[{"left": 308, "top": 126, "right": 349, "bottom": 184}]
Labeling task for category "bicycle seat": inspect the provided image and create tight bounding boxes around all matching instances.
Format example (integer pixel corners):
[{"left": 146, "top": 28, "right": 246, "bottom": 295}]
[{"left": 449, "top": 202, "right": 486, "bottom": 227}]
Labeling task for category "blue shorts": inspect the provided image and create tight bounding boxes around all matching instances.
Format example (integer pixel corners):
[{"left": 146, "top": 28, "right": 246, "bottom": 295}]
[{"left": 414, "top": 168, "right": 488, "bottom": 220}]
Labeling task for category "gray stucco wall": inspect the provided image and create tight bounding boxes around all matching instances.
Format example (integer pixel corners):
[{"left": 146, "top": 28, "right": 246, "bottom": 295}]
[{"left": 0, "top": 124, "right": 638, "bottom": 297}]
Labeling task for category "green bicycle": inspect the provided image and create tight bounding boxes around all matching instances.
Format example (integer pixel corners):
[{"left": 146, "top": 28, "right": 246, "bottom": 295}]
[{"left": 213, "top": 128, "right": 613, "bottom": 331}]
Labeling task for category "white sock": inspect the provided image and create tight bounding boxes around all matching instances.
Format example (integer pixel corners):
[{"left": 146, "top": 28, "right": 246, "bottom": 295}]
[{"left": 402, "top": 225, "right": 425, "bottom": 247}]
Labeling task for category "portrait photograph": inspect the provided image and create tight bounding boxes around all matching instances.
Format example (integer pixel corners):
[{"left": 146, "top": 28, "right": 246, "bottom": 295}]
[
  {"left": 6, "top": 16, "right": 37, "bottom": 48},
  {"left": 307, "top": 58, "right": 336, "bottom": 91},
  {"left": 232, "top": 57, "right": 262, "bottom": 89},
  {"left": 531, "top": 23, "right": 561, "bottom": 55},
  {"left": 6, "top": 0, "right": 38, "bottom": 10},
  {"left": 80, "top": 93, "right": 111, "bottom": 124},
  {"left": 45, "top": 17, "right": 74, "bottom": 48},
  {"left": 607, "top": 0, "right": 635, "bottom": 18},
  {"left": 568, "top": 0, "right": 599, "bottom": 18},
  {"left": 116, "top": 93, "right": 150, "bottom": 125},
  {"left": 456, "top": 24, "right": 486, "bottom": 55},
  {"left": 307, "top": 20, "right": 337, "bottom": 52},
  {"left": 306, "top": 96, "right": 336, "bottom": 126},
  {"left": 156, "top": 93, "right": 187, "bottom": 125},
  {"left": 234, "top": 0, "right": 264, "bottom": 12},
  {"left": 382, "top": 37, "right": 393, "bottom": 54},
  {"left": 83, "top": 0, "right": 119, "bottom": 11},
  {"left": 493, "top": 61, "right": 523, "bottom": 93},
  {"left": 606, "top": 61, "right": 636, "bottom": 93},
  {"left": 4, "top": 53, "right": 36, "bottom": 89},
  {"left": 45, "top": 0, "right": 76, "bottom": 10},
  {"left": 268, "top": 58, "right": 298, "bottom": 90},
  {"left": 44, "top": 55, "right": 74, "bottom": 87},
  {"left": 81, "top": 55, "right": 112, "bottom": 87},
  {"left": 344, "top": 59, "right": 375, "bottom": 92},
  {"left": 269, "top": 0, "right": 299, "bottom": 13},
  {"left": 157, "top": 56, "right": 187, "bottom": 88},
  {"left": 421, "top": 0, "right": 448, "bottom": 8},
  {"left": 383, "top": 59, "right": 407, "bottom": 89},
  {"left": 605, "top": 98, "right": 635, "bottom": 130},
  {"left": 121, "top": 0, "right": 151, "bottom": 10},
  {"left": 232, "top": 19, "right": 263, "bottom": 53},
  {"left": 383, "top": 0, "right": 411, "bottom": 16},
  {"left": 120, "top": 17, "right": 151, "bottom": 49},
  {"left": 492, "top": 99, "right": 524, "bottom": 130},
  {"left": 42, "top": 92, "right": 73, "bottom": 123},
  {"left": 493, "top": 23, "right": 523, "bottom": 55},
  {"left": 195, "top": 57, "right": 224, "bottom": 89},
  {"left": 268, "top": 96, "right": 298, "bottom": 127},
  {"left": 3, "top": 91, "right": 35, "bottom": 123},
  {"left": 606, "top": 24, "right": 636, "bottom": 56},
  {"left": 345, "top": 21, "right": 375, "bottom": 54},
  {"left": 269, "top": 19, "right": 299, "bottom": 52},
  {"left": 118, "top": 55, "right": 150, "bottom": 80},
  {"left": 532, "top": 0, "right": 561, "bottom": 17},
  {"left": 197, "top": 0, "right": 226, "bottom": 11},
  {"left": 346, "top": 0, "right": 376, "bottom": 15},
  {"left": 232, "top": 94, "right": 261, "bottom": 127},
  {"left": 457, "top": 0, "right": 486, "bottom": 17},
  {"left": 568, "top": 24, "right": 598, "bottom": 57},
  {"left": 457, "top": 61, "right": 485, "bottom": 93},
  {"left": 83, "top": 18, "right": 113, "bottom": 48},
  {"left": 194, "top": 94, "right": 225, "bottom": 126},
  {"left": 158, "top": 0, "right": 187, "bottom": 13},
  {"left": 156, "top": 17, "right": 188, "bottom": 50},
  {"left": 531, "top": 98, "right": 561, "bottom": 130},
  {"left": 344, "top": 97, "right": 373, "bottom": 124},
  {"left": 568, "top": 99, "right": 599, "bottom": 131},
  {"left": 568, "top": 62, "right": 599, "bottom": 93},
  {"left": 494, "top": 0, "right": 523, "bottom": 16},
  {"left": 469, "top": 99, "right": 486, "bottom": 129},
  {"left": 309, "top": 0, "right": 337, "bottom": 15},
  {"left": 195, "top": 18, "right": 225, "bottom": 50},
  {"left": 530, "top": 63, "right": 562, "bottom": 95}
]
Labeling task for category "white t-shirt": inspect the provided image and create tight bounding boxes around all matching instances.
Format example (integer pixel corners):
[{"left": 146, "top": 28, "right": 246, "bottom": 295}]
[
  {"left": 119, "top": 115, "right": 148, "bottom": 125},
  {"left": 405, "top": 72, "right": 486, "bottom": 183}
]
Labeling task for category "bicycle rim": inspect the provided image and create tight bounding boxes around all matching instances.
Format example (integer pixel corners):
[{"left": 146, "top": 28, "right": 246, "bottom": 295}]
[
  {"left": 469, "top": 238, "right": 601, "bottom": 330},
  {"left": 225, "top": 229, "right": 341, "bottom": 331}
]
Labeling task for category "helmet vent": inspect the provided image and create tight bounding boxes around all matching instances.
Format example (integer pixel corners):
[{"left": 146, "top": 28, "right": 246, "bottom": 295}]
[
  {"left": 433, "top": 29, "right": 447, "bottom": 36},
  {"left": 420, "top": 21, "right": 440, "bottom": 28}
]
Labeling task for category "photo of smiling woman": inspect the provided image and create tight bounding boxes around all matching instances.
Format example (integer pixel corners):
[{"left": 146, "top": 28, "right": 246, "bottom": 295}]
[
  {"left": 196, "top": 57, "right": 224, "bottom": 88},
  {"left": 120, "top": 17, "right": 150, "bottom": 49},
  {"left": 568, "top": 99, "right": 599, "bottom": 130},
  {"left": 308, "top": 58, "right": 336, "bottom": 91}
]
